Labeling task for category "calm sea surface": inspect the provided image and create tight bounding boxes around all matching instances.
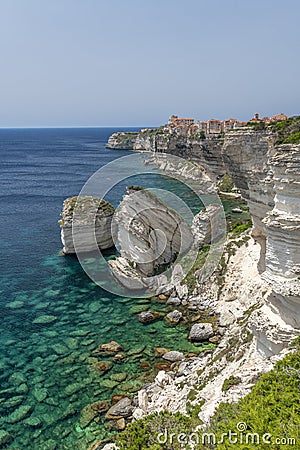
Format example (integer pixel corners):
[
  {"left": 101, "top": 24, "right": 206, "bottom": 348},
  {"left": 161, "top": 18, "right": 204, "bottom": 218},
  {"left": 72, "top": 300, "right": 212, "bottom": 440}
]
[{"left": 1, "top": 128, "right": 223, "bottom": 449}]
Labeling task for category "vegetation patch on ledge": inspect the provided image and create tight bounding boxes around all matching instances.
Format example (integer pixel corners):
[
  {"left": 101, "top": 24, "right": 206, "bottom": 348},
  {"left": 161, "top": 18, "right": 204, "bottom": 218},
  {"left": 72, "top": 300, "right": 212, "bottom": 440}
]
[
  {"left": 113, "top": 339, "right": 300, "bottom": 449},
  {"left": 59, "top": 196, "right": 114, "bottom": 226}
]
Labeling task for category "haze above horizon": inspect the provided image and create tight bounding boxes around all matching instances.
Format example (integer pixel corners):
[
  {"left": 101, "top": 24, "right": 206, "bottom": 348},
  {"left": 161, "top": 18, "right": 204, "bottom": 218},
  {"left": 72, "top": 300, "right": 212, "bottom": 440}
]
[{"left": 1, "top": 0, "right": 299, "bottom": 128}]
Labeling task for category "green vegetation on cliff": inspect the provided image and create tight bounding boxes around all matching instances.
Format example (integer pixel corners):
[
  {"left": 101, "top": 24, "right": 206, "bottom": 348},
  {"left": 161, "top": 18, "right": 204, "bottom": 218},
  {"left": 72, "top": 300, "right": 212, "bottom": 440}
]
[
  {"left": 114, "top": 339, "right": 300, "bottom": 449},
  {"left": 246, "top": 116, "right": 300, "bottom": 144},
  {"left": 270, "top": 115, "right": 300, "bottom": 144},
  {"left": 218, "top": 174, "right": 235, "bottom": 193}
]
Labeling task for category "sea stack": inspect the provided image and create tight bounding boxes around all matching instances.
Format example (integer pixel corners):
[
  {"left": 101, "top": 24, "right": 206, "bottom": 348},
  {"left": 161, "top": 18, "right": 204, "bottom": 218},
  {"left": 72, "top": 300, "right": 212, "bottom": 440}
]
[{"left": 59, "top": 196, "right": 115, "bottom": 254}]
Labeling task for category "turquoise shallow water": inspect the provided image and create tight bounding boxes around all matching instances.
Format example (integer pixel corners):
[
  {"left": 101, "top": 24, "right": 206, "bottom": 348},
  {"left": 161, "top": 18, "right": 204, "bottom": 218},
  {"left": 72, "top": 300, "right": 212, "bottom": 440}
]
[{"left": 0, "top": 128, "right": 248, "bottom": 449}]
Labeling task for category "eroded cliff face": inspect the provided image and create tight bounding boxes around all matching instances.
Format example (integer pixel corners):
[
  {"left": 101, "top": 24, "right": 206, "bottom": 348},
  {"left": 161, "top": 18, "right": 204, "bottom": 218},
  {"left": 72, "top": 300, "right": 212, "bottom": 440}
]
[
  {"left": 219, "top": 130, "right": 299, "bottom": 356},
  {"left": 59, "top": 196, "right": 115, "bottom": 254},
  {"left": 263, "top": 145, "right": 300, "bottom": 328},
  {"left": 106, "top": 132, "right": 139, "bottom": 149},
  {"left": 223, "top": 133, "right": 299, "bottom": 323},
  {"left": 108, "top": 187, "right": 194, "bottom": 293},
  {"left": 108, "top": 127, "right": 300, "bottom": 353}
]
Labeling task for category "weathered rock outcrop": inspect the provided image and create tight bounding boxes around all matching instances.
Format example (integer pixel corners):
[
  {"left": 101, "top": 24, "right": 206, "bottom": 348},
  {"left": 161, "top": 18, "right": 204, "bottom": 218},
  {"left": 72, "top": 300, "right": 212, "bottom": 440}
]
[
  {"left": 107, "top": 126, "right": 300, "bottom": 342},
  {"left": 106, "top": 132, "right": 139, "bottom": 149},
  {"left": 59, "top": 196, "right": 115, "bottom": 254},
  {"left": 102, "top": 126, "right": 300, "bottom": 448},
  {"left": 222, "top": 131, "right": 300, "bottom": 343},
  {"left": 107, "top": 129, "right": 225, "bottom": 180},
  {"left": 262, "top": 145, "right": 300, "bottom": 328},
  {"left": 108, "top": 187, "right": 193, "bottom": 290}
]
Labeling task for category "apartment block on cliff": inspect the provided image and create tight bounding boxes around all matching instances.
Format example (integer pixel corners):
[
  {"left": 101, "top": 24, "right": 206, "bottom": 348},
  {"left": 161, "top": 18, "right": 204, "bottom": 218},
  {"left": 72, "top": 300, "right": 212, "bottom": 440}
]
[
  {"left": 249, "top": 112, "right": 288, "bottom": 124},
  {"left": 167, "top": 113, "right": 288, "bottom": 137},
  {"left": 195, "top": 118, "right": 246, "bottom": 136}
]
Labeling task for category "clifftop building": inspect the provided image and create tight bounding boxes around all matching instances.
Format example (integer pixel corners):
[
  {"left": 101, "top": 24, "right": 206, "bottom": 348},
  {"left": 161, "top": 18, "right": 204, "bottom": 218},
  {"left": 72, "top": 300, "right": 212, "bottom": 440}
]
[
  {"left": 249, "top": 112, "right": 288, "bottom": 124},
  {"left": 167, "top": 113, "right": 288, "bottom": 137}
]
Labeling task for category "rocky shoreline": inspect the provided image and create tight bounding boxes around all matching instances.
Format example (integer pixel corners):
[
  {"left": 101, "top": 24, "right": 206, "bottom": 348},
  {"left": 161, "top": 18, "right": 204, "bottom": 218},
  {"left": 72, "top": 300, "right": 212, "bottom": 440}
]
[{"left": 97, "top": 124, "right": 300, "bottom": 449}]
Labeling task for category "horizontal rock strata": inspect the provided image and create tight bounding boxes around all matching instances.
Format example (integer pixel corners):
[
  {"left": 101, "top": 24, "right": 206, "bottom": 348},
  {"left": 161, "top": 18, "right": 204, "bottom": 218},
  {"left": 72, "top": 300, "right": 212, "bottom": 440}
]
[{"left": 59, "top": 196, "right": 115, "bottom": 254}]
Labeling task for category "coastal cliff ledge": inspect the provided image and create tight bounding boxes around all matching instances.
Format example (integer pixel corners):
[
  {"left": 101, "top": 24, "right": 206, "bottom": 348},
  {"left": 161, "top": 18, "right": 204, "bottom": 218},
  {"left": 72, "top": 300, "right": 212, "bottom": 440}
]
[
  {"left": 106, "top": 122, "right": 300, "bottom": 339},
  {"left": 106, "top": 132, "right": 139, "bottom": 150}
]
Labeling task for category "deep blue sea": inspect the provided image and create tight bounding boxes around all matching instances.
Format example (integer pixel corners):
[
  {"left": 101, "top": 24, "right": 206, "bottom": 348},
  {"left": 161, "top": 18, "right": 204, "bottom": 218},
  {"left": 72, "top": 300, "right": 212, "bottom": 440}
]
[{"left": 0, "top": 128, "right": 220, "bottom": 450}]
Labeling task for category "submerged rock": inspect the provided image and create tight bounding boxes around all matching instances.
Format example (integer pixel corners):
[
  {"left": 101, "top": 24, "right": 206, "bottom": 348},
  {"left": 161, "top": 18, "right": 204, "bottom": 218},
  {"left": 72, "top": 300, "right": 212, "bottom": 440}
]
[
  {"left": 92, "top": 361, "right": 113, "bottom": 374},
  {"left": 33, "top": 387, "right": 48, "bottom": 403},
  {"left": 2, "top": 396, "right": 24, "bottom": 410},
  {"left": 80, "top": 401, "right": 109, "bottom": 428},
  {"left": 101, "top": 379, "right": 119, "bottom": 389},
  {"left": 9, "top": 372, "right": 26, "bottom": 385},
  {"left": 32, "top": 315, "right": 57, "bottom": 325},
  {"left": 189, "top": 323, "right": 214, "bottom": 342},
  {"left": 64, "top": 383, "right": 82, "bottom": 396},
  {"left": 6, "top": 301, "right": 24, "bottom": 309},
  {"left": 6, "top": 404, "right": 33, "bottom": 424},
  {"left": 0, "top": 430, "right": 11, "bottom": 446},
  {"left": 110, "top": 373, "right": 127, "bottom": 382},
  {"left": 94, "top": 341, "right": 123, "bottom": 356},
  {"left": 127, "top": 345, "right": 146, "bottom": 356},
  {"left": 24, "top": 417, "right": 42, "bottom": 428},
  {"left": 137, "top": 311, "right": 161, "bottom": 324}
]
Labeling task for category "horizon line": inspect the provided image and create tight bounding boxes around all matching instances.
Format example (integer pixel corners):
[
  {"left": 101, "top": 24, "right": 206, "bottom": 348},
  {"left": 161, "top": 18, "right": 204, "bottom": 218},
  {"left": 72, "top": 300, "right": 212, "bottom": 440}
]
[{"left": 0, "top": 125, "right": 154, "bottom": 129}]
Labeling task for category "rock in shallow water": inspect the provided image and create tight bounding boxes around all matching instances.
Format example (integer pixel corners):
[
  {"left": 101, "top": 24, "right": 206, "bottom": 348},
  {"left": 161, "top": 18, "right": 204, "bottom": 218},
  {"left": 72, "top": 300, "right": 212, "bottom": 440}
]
[
  {"left": 6, "top": 404, "right": 33, "bottom": 424},
  {"left": 80, "top": 401, "right": 109, "bottom": 428},
  {"left": 33, "top": 387, "right": 48, "bottom": 402},
  {"left": 110, "top": 373, "right": 127, "bottom": 382},
  {"left": 6, "top": 301, "right": 24, "bottom": 309},
  {"left": 165, "top": 310, "right": 183, "bottom": 324},
  {"left": 0, "top": 430, "right": 11, "bottom": 446},
  {"left": 92, "top": 361, "right": 113, "bottom": 374},
  {"left": 94, "top": 341, "right": 123, "bottom": 356},
  {"left": 162, "top": 351, "right": 184, "bottom": 362},
  {"left": 32, "top": 315, "right": 57, "bottom": 325},
  {"left": 105, "top": 397, "right": 133, "bottom": 419},
  {"left": 137, "top": 311, "right": 161, "bottom": 324},
  {"left": 189, "top": 323, "right": 214, "bottom": 341}
]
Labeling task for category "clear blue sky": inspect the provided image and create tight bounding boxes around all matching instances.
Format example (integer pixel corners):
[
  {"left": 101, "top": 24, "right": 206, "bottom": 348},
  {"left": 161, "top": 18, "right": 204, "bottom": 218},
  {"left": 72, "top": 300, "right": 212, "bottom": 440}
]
[{"left": 1, "top": 0, "right": 299, "bottom": 127}]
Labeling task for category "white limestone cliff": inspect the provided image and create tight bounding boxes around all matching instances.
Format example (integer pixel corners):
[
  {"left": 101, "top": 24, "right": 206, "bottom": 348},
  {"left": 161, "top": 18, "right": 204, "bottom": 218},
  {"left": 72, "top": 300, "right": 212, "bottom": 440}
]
[
  {"left": 59, "top": 196, "right": 115, "bottom": 254},
  {"left": 108, "top": 187, "right": 193, "bottom": 291}
]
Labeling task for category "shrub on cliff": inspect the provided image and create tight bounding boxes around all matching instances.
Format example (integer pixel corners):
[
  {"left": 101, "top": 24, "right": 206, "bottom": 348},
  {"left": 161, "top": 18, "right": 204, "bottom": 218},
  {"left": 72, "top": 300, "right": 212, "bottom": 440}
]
[
  {"left": 218, "top": 174, "right": 235, "bottom": 193},
  {"left": 114, "top": 339, "right": 300, "bottom": 449},
  {"left": 197, "top": 339, "right": 300, "bottom": 449},
  {"left": 115, "top": 410, "right": 196, "bottom": 449}
]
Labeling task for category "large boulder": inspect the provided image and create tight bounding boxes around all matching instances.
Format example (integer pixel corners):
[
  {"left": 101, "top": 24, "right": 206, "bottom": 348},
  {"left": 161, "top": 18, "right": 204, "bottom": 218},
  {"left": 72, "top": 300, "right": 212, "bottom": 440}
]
[
  {"left": 162, "top": 351, "right": 184, "bottom": 362},
  {"left": 165, "top": 310, "right": 183, "bottom": 324},
  {"left": 109, "top": 187, "right": 193, "bottom": 284},
  {"left": 105, "top": 397, "right": 133, "bottom": 419},
  {"left": 189, "top": 323, "right": 214, "bottom": 342},
  {"left": 137, "top": 311, "right": 161, "bottom": 324}
]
